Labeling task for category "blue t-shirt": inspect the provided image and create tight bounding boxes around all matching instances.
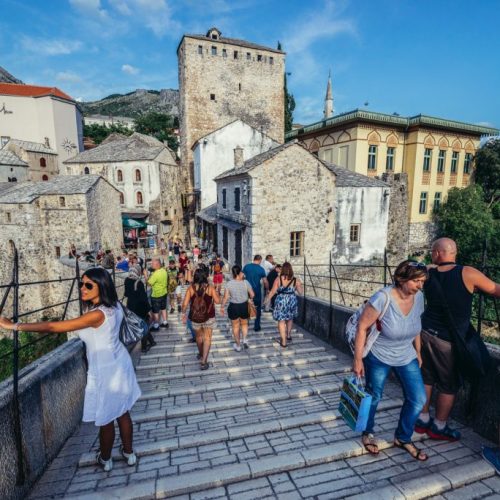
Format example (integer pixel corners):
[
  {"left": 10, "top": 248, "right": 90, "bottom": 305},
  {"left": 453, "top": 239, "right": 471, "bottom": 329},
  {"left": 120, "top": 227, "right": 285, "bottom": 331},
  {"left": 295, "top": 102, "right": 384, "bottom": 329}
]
[
  {"left": 116, "top": 260, "right": 129, "bottom": 271},
  {"left": 368, "top": 286, "right": 424, "bottom": 366},
  {"left": 242, "top": 263, "right": 266, "bottom": 295}
]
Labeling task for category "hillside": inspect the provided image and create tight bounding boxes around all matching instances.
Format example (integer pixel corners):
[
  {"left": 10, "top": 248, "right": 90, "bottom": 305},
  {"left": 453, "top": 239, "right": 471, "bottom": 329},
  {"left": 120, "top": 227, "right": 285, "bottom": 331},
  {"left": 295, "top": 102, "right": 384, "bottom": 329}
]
[
  {"left": 80, "top": 88, "right": 179, "bottom": 119},
  {"left": 0, "top": 66, "right": 23, "bottom": 84}
]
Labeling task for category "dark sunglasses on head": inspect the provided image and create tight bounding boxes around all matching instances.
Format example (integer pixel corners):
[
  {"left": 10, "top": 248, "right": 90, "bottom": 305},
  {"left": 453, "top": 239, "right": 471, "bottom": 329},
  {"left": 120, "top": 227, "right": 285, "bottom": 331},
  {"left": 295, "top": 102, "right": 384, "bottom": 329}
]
[
  {"left": 408, "top": 261, "right": 427, "bottom": 269},
  {"left": 79, "top": 281, "right": 95, "bottom": 290}
]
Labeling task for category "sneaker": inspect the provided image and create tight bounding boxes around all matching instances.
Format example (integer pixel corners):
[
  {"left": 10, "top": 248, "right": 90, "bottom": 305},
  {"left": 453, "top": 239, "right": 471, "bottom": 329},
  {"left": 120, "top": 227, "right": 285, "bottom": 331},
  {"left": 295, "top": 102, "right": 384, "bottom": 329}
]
[
  {"left": 151, "top": 325, "right": 159, "bottom": 332},
  {"left": 170, "top": 307, "right": 174, "bottom": 314},
  {"left": 481, "top": 446, "right": 500, "bottom": 475},
  {"left": 243, "top": 340, "right": 249, "bottom": 349},
  {"left": 254, "top": 327, "right": 261, "bottom": 332},
  {"left": 177, "top": 305, "right": 182, "bottom": 313},
  {"left": 96, "top": 452, "right": 113, "bottom": 472},
  {"left": 414, "top": 417, "right": 432, "bottom": 435},
  {"left": 120, "top": 446, "right": 137, "bottom": 466},
  {"left": 233, "top": 343, "right": 241, "bottom": 352},
  {"left": 161, "top": 322, "right": 169, "bottom": 329},
  {"left": 427, "top": 422, "right": 461, "bottom": 441}
]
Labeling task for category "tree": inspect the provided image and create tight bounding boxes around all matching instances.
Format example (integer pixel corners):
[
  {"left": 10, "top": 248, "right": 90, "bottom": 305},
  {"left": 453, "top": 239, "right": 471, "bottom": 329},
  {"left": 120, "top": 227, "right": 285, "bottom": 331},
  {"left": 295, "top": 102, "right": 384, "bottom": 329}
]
[
  {"left": 473, "top": 138, "right": 500, "bottom": 208},
  {"left": 133, "top": 112, "right": 178, "bottom": 152},
  {"left": 278, "top": 41, "right": 295, "bottom": 133},
  {"left": 83, "top": 122, "right": 132, "bottom": 145},
  {"left": 433, "top": 185, "right": 495, "bottom": 266}
]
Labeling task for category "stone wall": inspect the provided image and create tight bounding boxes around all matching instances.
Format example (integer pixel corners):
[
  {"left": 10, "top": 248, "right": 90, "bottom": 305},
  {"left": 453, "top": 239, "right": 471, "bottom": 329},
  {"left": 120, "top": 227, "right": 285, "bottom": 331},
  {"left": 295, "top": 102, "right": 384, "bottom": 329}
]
[
  {"left": 0, "top": 339, "right": 86, "bottom": 500},
  {"left": 409, "top": 221, "right": 437, "bottom": 254},
  {"left": 178, "top": 33, "right": 285, "bottom": 190}
]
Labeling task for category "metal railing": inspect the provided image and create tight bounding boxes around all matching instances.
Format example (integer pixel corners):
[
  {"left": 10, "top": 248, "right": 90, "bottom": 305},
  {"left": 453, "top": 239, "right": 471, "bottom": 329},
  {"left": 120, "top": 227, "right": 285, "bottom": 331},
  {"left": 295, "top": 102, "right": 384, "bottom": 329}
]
[
  {"left": 296, "top": 250, "right": 500, "bottom": 343},
  {"left": 0, "top": 243, "right": 124, "bottom": 486}
]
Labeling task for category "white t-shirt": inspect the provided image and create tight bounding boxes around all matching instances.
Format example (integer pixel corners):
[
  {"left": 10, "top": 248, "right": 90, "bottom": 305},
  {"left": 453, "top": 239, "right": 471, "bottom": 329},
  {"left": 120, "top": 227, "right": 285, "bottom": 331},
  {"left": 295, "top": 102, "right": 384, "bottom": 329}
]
[{"left": 261, "top": 260, "right": 274, "bottom": 276}]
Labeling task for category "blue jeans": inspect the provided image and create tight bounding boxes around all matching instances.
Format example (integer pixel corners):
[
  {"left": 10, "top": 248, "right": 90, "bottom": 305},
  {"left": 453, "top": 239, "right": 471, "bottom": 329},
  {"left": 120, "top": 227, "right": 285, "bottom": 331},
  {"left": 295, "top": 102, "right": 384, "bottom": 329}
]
[
  {"left": 253, "top": 294, "right": 262, "bottom": 330},
  {"left": 186, "top": 318, "right": 196, "bottom": 339},
  {"left": 364, "top": 351, "right": 426, "bottom": 443}
]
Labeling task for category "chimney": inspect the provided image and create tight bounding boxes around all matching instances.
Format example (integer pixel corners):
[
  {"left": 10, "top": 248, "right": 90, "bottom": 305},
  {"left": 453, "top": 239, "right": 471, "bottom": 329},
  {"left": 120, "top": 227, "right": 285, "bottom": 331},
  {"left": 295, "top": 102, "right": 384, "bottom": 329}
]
[
  {"left": 44, "top": 137, "right": 50, "bottom": 148},
  {"left": 234, "top": 146, "right": 244, "bottom": 168}
]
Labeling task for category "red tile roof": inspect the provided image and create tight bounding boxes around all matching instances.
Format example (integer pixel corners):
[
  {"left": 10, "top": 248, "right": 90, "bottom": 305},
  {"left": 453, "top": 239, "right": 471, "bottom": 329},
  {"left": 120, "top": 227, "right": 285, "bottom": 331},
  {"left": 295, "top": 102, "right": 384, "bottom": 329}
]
[{"left": 0, "top": 83, "right": 74, "bottom": 101}]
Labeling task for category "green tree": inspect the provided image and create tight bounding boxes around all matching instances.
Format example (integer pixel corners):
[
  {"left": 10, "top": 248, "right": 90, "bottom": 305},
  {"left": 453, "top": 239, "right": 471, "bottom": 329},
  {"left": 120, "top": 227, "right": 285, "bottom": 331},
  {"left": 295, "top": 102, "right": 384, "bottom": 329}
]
[
  {"left": 278, "top": 41, "right": 295, "bottom": 133},
  {"left": 83, "top": 122, "right": 132, "bottom": 145},
  {"left": 133, "top": 112, "right": 178, "bottom": 152},
  {"left": 433, "top": 185, "right": 495, "bottom": 266},
  {"left": 473, "top": 138, "right": 500, "bottom": 208}
]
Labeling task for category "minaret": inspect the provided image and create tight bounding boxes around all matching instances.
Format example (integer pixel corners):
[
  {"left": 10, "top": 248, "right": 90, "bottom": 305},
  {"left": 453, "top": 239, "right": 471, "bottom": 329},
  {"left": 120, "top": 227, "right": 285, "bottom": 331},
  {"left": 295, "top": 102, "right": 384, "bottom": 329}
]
[{"left": 324, "top": 70, "right": 334, "bottom": 119}]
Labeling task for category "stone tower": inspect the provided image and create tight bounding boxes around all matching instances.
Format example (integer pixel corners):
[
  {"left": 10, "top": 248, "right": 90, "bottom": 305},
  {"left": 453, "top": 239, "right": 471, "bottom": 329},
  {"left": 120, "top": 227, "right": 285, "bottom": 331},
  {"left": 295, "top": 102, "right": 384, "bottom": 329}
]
[
  {"left": 324, "top": 70, "right": 334, "bottom": 119},
  {"left": 177, "top": 27, "right": 286, "bottom": 194}
]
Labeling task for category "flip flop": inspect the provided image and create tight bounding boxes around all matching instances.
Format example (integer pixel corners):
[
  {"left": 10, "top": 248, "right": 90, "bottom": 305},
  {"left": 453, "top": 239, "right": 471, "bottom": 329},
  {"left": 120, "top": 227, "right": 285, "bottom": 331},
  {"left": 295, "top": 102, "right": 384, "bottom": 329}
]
[
  {"left": 274, "top": 338, "right": 287, "bottom": 348},
  {"left": 394, "top": 439, "right": 428, "bottom": 461},
  {"left": 362, "top": 433, "right": 379, "bottom": 455}
]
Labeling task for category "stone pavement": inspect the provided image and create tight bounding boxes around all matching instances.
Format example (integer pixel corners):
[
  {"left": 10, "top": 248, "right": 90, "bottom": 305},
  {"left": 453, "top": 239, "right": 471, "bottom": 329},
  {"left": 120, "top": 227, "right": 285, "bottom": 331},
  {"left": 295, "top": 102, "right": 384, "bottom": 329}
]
[{"left": 29, "top": 287, "right": 499, "bottom": 499}]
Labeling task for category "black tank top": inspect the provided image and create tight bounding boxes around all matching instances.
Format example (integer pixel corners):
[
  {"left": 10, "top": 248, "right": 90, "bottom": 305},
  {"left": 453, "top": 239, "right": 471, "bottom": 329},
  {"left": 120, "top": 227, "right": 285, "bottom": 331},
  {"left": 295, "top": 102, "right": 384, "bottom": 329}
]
[{"left": 421, "top": 266, "right": 473, "bottom": 341}]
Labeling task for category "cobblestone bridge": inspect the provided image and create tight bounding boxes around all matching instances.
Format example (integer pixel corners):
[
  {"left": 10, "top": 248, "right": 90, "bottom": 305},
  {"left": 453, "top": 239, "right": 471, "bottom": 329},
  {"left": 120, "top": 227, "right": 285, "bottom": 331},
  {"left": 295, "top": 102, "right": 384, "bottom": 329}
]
[{"left": 29, "top": 286, "right": 499, "bottom": 499}]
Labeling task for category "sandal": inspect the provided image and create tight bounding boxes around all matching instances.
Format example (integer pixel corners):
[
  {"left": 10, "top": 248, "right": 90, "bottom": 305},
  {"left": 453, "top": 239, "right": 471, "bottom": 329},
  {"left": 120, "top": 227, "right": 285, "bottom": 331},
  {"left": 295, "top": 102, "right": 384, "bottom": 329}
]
[
  {"left": 362, "top": 433, "right": 379, "bottom": 455},
  {"left": 274, "top": 338, "right": 287, "bottom": 348},
  {"left": 200, "top": 362, "right": 209, "bottom": 370},
  {"left": 394, "top": 438, "right": 428, "bottom": 461},
  {"left": 287, "top": 336, "right": 292, "bottom": 342}
]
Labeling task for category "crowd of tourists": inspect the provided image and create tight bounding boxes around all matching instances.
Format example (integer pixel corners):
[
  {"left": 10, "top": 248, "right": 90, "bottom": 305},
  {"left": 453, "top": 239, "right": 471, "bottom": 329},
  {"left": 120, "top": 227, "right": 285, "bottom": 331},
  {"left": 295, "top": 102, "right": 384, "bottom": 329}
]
[{"left": 0, "top": 237, "right": 499, "bottom": 476}]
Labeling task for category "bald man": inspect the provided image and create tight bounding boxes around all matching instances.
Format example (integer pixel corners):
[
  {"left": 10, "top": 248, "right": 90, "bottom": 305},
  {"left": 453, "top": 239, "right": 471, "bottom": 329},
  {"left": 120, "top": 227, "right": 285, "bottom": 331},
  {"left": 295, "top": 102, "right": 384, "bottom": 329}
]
[{"left": 415, "top": 237, "right": 500, "bottom": 441}]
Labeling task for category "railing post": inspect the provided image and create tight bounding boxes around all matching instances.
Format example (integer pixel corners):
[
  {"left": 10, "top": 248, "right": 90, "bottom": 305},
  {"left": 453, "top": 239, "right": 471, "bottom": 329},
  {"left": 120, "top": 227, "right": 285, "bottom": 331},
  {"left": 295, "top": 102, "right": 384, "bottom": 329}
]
[
  {"left": 329, "top": 253, "right": 333, "bottom": 341},
  {"left": 383, "top": 248, "right": 388, "bottom": 287},
  {"left": 76, "top": 259, "right": 83, "bottom": 316},
  {"left": 477, "top": 240, "right": 487, "bottom": 335},
  {"left": 11, "top": 245, "right": 25, "bottom": 485},
  {"left": 302, "top": 255, "right": 306, "bottom": 324}
]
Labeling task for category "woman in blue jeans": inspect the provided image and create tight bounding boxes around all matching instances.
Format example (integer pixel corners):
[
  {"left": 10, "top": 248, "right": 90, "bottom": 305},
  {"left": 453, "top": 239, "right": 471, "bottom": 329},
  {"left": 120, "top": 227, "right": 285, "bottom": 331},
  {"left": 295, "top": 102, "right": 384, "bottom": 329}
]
[{"left": 353, "top": 260, "right": 428, "bottom": 461}]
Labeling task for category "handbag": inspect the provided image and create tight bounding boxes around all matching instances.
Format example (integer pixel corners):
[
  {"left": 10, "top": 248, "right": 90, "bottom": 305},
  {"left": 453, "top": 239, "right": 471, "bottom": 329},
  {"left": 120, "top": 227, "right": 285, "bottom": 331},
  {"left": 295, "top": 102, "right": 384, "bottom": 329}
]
[
  {"left": 248, "top": 299, "right": 257, "bottom": 319},
  {"left": 338, "top": 376, "right": 373, "bottom": 432},
  {"left": 428, "top": 269, "right": 491, "bottom": 380},
  {"left": 345, "top": 290, "right": 390, "bottom": 357},
  {"left": 119, "top": 302, "right": 149, "bottom": 346}
]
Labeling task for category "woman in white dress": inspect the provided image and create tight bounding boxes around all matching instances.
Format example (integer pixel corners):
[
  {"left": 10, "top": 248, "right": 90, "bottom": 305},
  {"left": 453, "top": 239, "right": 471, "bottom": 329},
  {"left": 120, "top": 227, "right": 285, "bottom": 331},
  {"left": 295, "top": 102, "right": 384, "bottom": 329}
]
[{"left": 0, "top": 267, "right": 141, "bottom": 472}]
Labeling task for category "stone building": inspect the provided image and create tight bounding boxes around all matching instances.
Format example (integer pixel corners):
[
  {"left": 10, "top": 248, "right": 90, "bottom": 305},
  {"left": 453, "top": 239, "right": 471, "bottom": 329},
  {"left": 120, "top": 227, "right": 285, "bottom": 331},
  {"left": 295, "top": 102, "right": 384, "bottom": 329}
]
[
  {"left": 64, "top": 132, "right": 184, "bottom": 239},
  {"left": 177, "top": 27, "right": 285, "bottom": 196},
  {"left": 287, "top": 109, "right": 499, "bottom": 250},
  {"left": 84, "top": 114, "right": 135, "bottom": 130},
  {"left": 2, "top": 139, "right": 58, "bottom": 181},
  {"left": 0, "top": 149, "right": 28, "bottom": 182},
  {"left": 212, "top": 141, "right": 392, "bottom": 268},
  {"left": 193, "top": 119, "right": 279, "bottom": 210},
  {"left": 0, "top": 175, "right": 123, "bottom": 318},
  {"left": 0, "top": 83, "right": 83, "bottom": 168}
]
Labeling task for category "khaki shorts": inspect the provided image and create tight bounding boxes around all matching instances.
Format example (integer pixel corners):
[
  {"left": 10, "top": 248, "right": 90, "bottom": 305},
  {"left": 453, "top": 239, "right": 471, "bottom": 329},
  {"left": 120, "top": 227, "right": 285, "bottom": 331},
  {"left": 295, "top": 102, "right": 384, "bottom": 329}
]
[
  {"left": 191, "top": 318, "right": 216, "bottom": 330},
  {"left": 421, "top": 330, "right": 460, "bottom": 395}
]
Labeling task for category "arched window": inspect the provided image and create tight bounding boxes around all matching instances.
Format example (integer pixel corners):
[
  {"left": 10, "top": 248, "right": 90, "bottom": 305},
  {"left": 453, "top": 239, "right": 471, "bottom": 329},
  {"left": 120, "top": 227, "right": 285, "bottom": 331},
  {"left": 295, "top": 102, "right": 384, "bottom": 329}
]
[
  {"left": 135, "top": 169, "right": 141, "bottom": 182},
  {"left": 42, "top": 175, "right": 49, "bottom": 181},
  {"left": 40, "top": 158, "right": 46, "bottom": 167},
  {"left": 117, "top": 169, "right": 123, "bottom": 182},
  {"left": 136, "top": 191, "right": 143, "bottom": 205},
  {"left": 119, "top": 192, "right": 124, "bottom": 205},
  {"left": 84, "top": 167, "right": 89, "bottom": 175}
]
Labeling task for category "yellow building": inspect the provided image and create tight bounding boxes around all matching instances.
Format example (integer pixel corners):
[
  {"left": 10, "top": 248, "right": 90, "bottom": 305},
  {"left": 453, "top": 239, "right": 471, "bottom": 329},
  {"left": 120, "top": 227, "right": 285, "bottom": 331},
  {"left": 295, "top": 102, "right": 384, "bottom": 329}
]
[{"left": 286, "top": 110, "right": 498, "bottom": 248}]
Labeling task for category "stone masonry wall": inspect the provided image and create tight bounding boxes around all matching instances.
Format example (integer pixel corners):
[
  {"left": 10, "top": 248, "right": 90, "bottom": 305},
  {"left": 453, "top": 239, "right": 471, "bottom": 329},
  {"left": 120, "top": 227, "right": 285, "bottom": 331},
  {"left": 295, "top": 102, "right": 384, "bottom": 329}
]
[
  {"left": 178, "top": 35, "right": 285, "bottom": 190},
  {"left": 409, "top": 221, "right": 437, "bottom": 254}
]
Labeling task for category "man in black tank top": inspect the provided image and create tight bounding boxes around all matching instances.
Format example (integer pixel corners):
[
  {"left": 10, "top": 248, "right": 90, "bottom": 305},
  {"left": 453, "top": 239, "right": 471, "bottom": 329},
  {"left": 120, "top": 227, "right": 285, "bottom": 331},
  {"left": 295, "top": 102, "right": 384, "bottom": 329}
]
[{"left": 415, "top": 238, "right": 500, "bottom": 442}]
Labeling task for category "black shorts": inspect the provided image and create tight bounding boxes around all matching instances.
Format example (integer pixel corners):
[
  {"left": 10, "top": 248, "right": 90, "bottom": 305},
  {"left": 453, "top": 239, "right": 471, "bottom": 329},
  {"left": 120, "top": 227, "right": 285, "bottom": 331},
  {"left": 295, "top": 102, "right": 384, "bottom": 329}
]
[
  {"left": 421, "top": 330, "right": 460, "bottom": 395},
  {"left": 151, "top": 295, "right": 167, "bottom": 313},
  {"left": 228, "top": 301, "right": 249, "bottom": 321}
]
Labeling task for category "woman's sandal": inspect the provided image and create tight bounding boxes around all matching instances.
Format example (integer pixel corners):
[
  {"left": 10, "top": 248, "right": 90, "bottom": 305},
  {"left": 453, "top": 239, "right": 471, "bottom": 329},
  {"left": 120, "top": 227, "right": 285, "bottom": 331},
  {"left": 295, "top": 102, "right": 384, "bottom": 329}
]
[
  {"left": 274, "top": 338, "right": 287, "bottom": 348},
  {"left": 200, "top": 362, "right": 209, "bottom": 370},
  {"left": 362, "top": 433, "right": 379, "bottom": 455},
  {"left": 394, "top": 439, "right": 428, "bottom": 461},
  {"left": 287, "top": 336, "right": 292, "bottom": 342}
]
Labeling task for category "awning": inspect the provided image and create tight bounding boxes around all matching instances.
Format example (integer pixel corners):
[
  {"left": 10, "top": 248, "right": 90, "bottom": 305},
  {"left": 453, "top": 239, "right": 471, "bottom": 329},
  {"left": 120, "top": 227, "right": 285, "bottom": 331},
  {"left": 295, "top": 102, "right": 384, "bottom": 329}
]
[
  {"left": 122, "top": 216, "right": 148, "bottom": 229},
  {"left": 197, "top": 203, "right": 217, "bottom": 224},
  {"left": 216, "top": 217, "right": 245, "bottom": 231},
  {"left": 122, "top": 211, "right": 149, "bottom": 220}
]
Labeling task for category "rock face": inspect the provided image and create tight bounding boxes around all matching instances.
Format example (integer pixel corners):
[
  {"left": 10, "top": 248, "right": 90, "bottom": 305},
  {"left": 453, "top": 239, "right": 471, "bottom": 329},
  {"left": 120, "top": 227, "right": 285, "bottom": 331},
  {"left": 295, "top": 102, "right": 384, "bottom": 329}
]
[
  {"left": 0, "top": 66, "right": 23, "bottom": 84},
  {"left": 80, "top": 89, "right": 179, "bottom": 119}
]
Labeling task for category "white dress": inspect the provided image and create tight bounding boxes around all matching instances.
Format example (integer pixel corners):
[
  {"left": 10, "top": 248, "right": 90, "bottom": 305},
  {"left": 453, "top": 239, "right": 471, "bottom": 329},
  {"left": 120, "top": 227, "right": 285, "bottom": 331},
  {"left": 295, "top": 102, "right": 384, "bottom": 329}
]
[{"left": 78, "top": 305, "right": 141, "bottom": 426}]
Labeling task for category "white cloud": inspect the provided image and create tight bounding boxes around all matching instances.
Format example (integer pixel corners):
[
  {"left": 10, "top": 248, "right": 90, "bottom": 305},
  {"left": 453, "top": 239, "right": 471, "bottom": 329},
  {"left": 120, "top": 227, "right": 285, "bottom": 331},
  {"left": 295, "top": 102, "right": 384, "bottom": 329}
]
[
  {"left": 21, "top": 36, "right": 83, "bottom": 56},
  {"left": 56, "top": 71, "right": 82, "bottom": 83},
  {"left": 69, "top": 0, "right": 108, "bottom": 19},
  {"left": 122, "top": 64, "right": 140, "bottom": 75},
  {"left": 109, "top": 0, "right": 132, "bottom": 15}
]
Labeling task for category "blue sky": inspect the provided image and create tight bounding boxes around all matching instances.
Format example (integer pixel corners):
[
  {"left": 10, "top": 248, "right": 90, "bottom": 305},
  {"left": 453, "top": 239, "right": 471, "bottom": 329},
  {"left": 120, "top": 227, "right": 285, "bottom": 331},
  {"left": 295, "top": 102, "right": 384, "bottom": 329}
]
[{"left": 1, "top": 0, "right": 499, "bottom": 127}]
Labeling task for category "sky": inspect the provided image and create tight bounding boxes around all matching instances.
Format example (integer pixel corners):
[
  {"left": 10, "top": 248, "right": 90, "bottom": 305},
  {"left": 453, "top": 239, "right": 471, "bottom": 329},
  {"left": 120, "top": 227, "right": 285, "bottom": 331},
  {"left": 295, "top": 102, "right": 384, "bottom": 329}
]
[{"left": 1, "top": 0, "right": 499, "bottom": 128}]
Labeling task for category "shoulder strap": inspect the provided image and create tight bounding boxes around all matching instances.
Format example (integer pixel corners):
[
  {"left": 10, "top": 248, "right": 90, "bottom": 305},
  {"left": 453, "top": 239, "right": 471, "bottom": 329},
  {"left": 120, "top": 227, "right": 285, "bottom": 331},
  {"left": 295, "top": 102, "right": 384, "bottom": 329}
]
[{"left": 379, "top": 290, "right": 391, "bottom": 319}]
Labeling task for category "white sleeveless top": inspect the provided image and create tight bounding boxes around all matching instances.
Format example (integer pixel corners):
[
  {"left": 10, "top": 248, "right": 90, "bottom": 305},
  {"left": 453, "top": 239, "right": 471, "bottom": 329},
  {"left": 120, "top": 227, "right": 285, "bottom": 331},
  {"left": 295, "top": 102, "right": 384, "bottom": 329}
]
[{"left": 78, "top": 305, "right": 141, "bottom": 426}]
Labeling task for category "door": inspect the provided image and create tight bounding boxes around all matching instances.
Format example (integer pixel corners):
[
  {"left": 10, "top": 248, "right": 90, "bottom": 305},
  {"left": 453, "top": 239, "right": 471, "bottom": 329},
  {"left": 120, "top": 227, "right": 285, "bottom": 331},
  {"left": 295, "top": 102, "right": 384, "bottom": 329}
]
[
  {"left": 222, "top": 226, "right": 228, "bottom": 260},
  {"left": 234, "top": 230, "right": 242, "bottom": 267}
]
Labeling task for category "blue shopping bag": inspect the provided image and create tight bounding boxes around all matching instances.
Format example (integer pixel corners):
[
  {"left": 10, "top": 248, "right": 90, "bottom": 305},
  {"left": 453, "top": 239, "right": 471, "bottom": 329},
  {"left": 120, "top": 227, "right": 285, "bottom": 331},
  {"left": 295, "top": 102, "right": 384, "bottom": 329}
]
[{"left": 338, "top": 376, "right": 372, "bottom": 432}]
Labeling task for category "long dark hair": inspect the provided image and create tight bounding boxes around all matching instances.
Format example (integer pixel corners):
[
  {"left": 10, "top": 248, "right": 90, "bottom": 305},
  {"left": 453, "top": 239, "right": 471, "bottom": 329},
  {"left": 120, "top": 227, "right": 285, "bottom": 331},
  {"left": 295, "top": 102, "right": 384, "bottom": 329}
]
[
  {"left": 82, "top": 267, "right": 118, "bottom": 308},
  {"left": 232, "top": 264, "right": 241, "bottom": 278},
  {"left": 192, "top": 268, "right": 208, "bottom": 293}
]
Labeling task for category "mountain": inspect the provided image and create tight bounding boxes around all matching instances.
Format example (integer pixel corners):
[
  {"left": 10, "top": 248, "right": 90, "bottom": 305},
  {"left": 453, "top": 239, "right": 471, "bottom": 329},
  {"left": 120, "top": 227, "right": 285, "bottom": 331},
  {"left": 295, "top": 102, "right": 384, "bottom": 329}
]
[
  {"left": 0, "top": 66, "right": 23, "bottom": 84},
  {"left": 80, "top": 89, "right": 179, "bottom": 119}
]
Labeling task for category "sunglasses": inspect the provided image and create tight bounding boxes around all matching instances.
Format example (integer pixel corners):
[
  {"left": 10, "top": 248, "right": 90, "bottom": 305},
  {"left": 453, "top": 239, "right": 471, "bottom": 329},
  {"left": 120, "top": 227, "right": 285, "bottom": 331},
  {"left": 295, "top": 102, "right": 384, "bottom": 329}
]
[
  {"left": 79, "top": 281, "right": 95, "bottom": 290},
  {"left": 408, "top": 262, "right": 427, "bottom": 269}
]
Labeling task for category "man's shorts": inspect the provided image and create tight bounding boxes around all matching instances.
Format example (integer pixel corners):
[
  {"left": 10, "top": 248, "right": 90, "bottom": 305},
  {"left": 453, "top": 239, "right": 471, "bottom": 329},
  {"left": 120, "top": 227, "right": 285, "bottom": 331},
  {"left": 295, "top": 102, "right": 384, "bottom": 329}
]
[
  {"left": 174, "top": 285, "right": 182, "bottom": 296},
  {"left": 421, "top": 330, "right": 460, "bottom": 395},
  {"left": 151, "top": 294, "right": 167, "bottom": 313},
  {"left": 213, "top": 273, "right": 223, "bottom": 285}
]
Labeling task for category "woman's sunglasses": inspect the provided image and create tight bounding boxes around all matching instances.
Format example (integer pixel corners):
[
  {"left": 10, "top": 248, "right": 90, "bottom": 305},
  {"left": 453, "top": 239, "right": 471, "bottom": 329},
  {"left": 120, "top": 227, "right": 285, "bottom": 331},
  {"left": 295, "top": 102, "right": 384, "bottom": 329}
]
[
  {"left": 408, "top": 261, "right": 427, "bottom": 268},
  {"left": 79, "top": 281, "right": 95, "bottom": 290}
]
